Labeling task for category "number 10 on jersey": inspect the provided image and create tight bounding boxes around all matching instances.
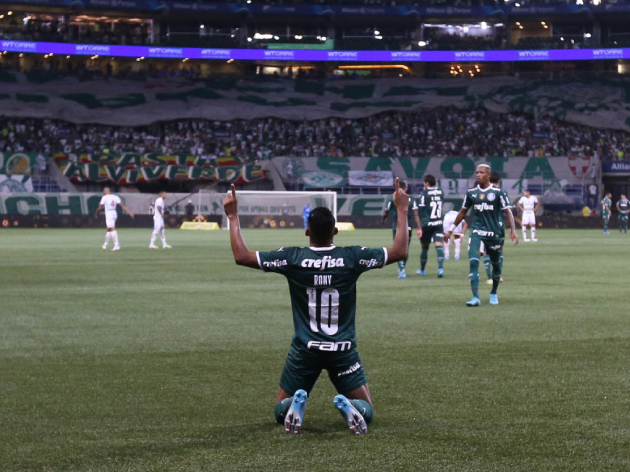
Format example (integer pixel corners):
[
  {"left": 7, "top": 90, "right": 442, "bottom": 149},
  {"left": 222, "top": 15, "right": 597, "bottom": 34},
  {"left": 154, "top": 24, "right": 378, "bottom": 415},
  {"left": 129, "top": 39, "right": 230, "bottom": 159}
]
[{"left": 307, "top": 288, "right": 340, "bottom": 335}]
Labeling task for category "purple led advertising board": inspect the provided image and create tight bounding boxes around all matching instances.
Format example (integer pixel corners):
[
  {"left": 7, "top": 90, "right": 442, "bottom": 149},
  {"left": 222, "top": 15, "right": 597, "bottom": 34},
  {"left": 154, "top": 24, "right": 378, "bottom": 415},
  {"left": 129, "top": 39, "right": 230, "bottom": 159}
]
[{"left": 1, "top": 40, "right": 629, "bottom": 62}]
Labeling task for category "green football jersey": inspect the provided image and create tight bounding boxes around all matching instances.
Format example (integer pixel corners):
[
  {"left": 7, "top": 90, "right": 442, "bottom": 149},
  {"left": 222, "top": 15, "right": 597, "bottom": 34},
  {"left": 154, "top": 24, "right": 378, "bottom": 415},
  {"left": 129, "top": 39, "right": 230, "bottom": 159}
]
[
  {"left": 385, "top": 197, "right": 417, "bottom": 230},
  {"left": 257, "top": 245, "right": 388, "bottom": 351},
  {"left": 418, "top": 187, "right": 444, "bottom": 227},
  {"left": 602, "top": 197, "right": 612, "bottom": 216},
  {"left": 462, "top": 185, "right": 511, "bottom": 238},
  {"left": 618, "top": 198, "right": 629, "bottom": 213},
  {"left": 494, "top": 186, "right": 513, "bottom": 237}
]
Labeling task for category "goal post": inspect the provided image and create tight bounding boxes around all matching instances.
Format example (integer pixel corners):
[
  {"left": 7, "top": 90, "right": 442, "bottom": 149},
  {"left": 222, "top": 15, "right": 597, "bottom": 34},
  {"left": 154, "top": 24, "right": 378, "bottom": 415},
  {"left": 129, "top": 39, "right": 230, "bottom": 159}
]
[{"left": 219, "top": 190, "right": 338, "bottom": 230}]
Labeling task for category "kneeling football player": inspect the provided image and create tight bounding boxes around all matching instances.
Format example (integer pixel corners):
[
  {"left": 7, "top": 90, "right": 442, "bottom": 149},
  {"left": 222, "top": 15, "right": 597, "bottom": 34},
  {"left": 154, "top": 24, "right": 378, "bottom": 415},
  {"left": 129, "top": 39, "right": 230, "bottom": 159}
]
[{"left": 223, "top": 180, "right": 410, "bottom": 435}]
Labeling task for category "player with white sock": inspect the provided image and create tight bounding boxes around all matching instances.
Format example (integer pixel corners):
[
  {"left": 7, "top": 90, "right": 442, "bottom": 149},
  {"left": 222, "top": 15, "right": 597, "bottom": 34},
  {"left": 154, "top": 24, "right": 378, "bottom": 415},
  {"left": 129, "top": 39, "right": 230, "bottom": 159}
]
[
  {"left": 94, "top": 187, "right": 134, "bottom": 252},
  {"left": 517, "top": 189, "right": 540, "bottom": 242},
  {"left": 149, "top": 191, "right": 171, "bottom": 249},
  {"left": 442, "top": 210, "right": 467, "bottom": 260}
]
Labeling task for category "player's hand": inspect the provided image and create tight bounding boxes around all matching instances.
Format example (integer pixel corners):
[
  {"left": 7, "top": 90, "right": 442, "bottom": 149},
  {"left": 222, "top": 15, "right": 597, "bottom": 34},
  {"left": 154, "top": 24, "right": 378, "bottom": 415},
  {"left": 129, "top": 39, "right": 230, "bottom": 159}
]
[
  {"left": 392, "top": 177, "right": 409, "bottom": 211},
  {"left": 510, "top": 228, "right": 519, "bottom": 245},
  {"left": 444, "top": 231, "right": 451, "bottom": 243},
  {"left": 416, "top": 229, "right": 422, "bottom": 240},
  {"left": 223, "top": 184, "right": 238, "bottom": 218},
  {"left": 129, "top": 213, "right": 135, "bottom": 219}
]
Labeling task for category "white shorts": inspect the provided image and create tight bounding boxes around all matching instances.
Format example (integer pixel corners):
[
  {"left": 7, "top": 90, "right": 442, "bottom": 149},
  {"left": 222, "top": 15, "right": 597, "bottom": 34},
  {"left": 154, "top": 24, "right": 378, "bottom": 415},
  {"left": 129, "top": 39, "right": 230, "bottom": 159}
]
[
  {"left": 153, "top": 217, "right": 164, "bottom": 230},
  {"left": 522, "top": 211, "right": 536, "bottom": 226},
  {"left": 443, "top": 219, "right": 464, "bottom": 236},
  {"left": 105, "top": 213, "right": 117, "bottom": 229}
]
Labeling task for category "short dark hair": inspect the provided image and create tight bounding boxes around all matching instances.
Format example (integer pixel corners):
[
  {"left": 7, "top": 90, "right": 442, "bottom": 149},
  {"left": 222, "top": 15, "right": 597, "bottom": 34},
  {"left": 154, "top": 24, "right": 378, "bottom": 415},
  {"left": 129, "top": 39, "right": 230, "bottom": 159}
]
[
  {"left": 399, "top": 180, "right": 408, "bottom": 190},
  {"left": 490, "top": 171, "right": 501, "bottom": 184},
  {"left": 424, "top": 174, "right": 436, "bottom": 186},
  {"left": 308, "top": 207, "right": 336, "bottom": 242}
]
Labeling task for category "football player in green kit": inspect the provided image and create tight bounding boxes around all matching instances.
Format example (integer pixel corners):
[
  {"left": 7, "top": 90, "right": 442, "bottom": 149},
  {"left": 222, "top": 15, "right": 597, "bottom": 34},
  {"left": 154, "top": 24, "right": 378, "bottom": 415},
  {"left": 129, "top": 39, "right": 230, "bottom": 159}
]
[
  {"left": 223, "top": 179, "right": 410, "bottom": 436},
  {"left": 483, "top": 171, "right": 514, "bottom": 285},
  {"left": 416, "top": 174, "right": 445, "bottom": 278},
  {"left": 602, "top": 192, "right": 612, "bottom": 235},
  {"left": 382, "top": 180, "right": 419, "bottom": 279},
  {"left": 617, "top": 194, "right": 629, "bottom": 234},
  {"left": 444, "top": 164, "right": 518, "bottom": 307}
]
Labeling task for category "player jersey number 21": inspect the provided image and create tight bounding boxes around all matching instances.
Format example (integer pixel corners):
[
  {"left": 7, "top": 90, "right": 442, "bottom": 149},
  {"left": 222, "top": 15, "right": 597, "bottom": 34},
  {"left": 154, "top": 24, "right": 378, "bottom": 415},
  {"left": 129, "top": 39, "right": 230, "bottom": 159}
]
[{"left": 307, "top": 288, "right": 340, "bottom": 335}]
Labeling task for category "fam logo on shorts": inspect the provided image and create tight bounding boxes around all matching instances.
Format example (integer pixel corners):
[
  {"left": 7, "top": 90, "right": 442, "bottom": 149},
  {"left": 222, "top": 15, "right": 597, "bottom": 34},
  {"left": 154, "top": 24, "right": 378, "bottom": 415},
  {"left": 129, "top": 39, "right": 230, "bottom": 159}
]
[{"left": 487, "top": 193, "right": 496, "bottom": 202}]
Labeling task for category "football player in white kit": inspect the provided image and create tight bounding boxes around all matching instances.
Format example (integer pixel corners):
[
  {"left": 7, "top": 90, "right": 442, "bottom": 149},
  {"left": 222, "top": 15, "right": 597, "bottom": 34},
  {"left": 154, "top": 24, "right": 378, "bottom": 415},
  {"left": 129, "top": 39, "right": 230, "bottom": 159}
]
[
  {"left": 94, "top": 187, "right": 134, "bottom": 251},
  {"left": 442, "top": 210, "right": 467, "bottom": 260},
  {"left": 149, "top": 191, "right": 171, "bottom": 249},
  {"left": 517, "top": 189, "right": 540, "bottom": 242}
]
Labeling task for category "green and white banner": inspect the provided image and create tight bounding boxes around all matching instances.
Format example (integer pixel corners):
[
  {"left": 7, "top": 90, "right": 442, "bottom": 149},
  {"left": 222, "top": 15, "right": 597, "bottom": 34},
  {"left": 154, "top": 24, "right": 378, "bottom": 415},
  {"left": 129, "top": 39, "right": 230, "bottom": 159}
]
[
  {"left": 54, "top": 153, "right": 265, "bottom": 185},
  {"left": 0, "top": 192, "right": 332, "bottom": 217},
  {"left": 0, "top": 193, "right": 227, "bottom": 216},
  {"left": 0, "top": 192, "right": 447, "bottom": 217},
  {"left": 348, "top": 170, "right": 393, "bottom": 187},
  {"left": 302, "top": 171, "right": 346, "bottom": 189},
  {"left": 0, "top": 152, "right": 40, "bottom": 192},
  {"left": 274, "top": 156, "right": 595, "bottom": 194},
  {"left": 2, "top": 72, "right": 630, "bottom": 130}
]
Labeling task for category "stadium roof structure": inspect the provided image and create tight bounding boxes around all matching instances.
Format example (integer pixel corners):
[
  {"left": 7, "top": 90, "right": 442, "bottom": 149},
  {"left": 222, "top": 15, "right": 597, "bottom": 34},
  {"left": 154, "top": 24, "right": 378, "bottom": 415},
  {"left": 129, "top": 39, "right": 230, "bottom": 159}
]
[{"left": 0, "top": 0, "right": 627, "bottom": 18}]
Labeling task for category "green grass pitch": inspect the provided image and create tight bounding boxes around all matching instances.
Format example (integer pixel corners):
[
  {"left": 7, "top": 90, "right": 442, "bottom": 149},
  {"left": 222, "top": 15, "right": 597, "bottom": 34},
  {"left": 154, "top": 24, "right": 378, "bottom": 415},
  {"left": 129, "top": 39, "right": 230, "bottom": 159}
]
[{"left": 1, "top": 228, "right": 629, "bottom": 471}]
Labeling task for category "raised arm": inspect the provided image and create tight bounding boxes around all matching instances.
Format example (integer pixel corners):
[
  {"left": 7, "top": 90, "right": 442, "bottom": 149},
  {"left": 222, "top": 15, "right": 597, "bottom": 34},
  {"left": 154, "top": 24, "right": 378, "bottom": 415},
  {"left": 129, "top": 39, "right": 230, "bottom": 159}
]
[
  {"left": 223, "top": 184, "right": 259, "bottom": 269},
  {"left": 120, "top": 203, "right": 135, "bottom": 218},
  {"left": 385, "top": 178, "right": 410, "bottom": 264}
]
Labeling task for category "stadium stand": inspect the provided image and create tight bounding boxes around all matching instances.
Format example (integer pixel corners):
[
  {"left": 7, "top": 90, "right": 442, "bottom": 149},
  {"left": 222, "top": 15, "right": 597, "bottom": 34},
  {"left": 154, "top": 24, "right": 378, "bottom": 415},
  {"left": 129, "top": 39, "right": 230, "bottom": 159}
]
[{"left": 2, "top": 108, "right": 629, "bottom": 160}]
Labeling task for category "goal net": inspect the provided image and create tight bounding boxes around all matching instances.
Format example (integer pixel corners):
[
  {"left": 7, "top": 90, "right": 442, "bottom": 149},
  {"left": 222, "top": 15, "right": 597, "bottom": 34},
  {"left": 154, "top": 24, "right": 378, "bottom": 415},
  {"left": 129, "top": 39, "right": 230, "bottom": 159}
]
[{"left": 219, "top": 190, "right": 338, "bottom": 229}]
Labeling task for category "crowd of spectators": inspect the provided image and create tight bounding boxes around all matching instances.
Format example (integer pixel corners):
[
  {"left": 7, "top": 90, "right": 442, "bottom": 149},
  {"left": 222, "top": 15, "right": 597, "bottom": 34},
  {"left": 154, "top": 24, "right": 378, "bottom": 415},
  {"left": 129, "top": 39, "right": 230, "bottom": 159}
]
[
  {"left": 2, "top": 108, "right": 630, "bottom": 160},
  {"left": 0, "top": 17, "right": 151, "bottom": 45}
]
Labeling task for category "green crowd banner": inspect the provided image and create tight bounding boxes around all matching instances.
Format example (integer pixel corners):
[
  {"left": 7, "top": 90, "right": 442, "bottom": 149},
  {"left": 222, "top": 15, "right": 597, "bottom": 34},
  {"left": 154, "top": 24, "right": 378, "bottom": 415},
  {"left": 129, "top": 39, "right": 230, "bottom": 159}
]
[
  {"left": 0, "top": 192, "right": 461, "bottom": 217},
  {"left": 274, "top": 156, "right": 596, "bottom": 194},
  {"left": 0, "top": 153, "right": 40, "bottom": 192},
  {"left": 0, "top": 153, "right": 40, "bottom": 175},
  {"left": 54, "top": 153, "right": 266, "bottom": 185},
  {"left": 2, "top": 73, "right": 629, "bottom": 131}
]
